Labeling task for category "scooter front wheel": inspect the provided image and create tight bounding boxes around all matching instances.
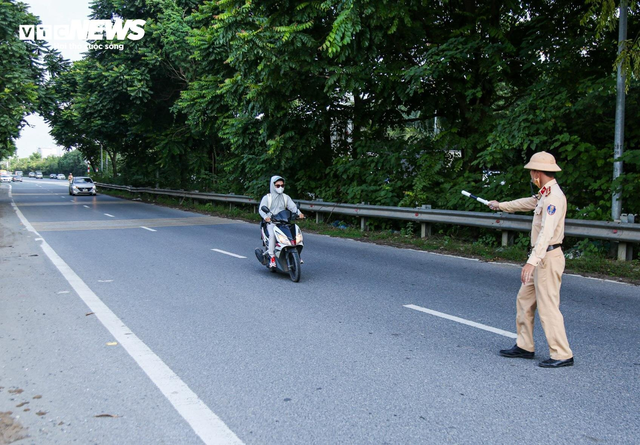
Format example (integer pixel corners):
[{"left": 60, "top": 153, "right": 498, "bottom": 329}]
[{"left": 287, "top": 250, "right": 301, "bottom": 282}]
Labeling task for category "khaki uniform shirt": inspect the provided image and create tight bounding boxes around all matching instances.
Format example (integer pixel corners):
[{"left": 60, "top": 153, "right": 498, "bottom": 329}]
[{"left": 498, "top": 179, "right": 566, "bottom": 267}]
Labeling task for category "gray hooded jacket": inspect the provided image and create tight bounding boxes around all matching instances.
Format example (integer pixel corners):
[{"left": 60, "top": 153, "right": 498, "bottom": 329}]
[{"left": 259, "top": 175, "right": 300, "bottom": 220}]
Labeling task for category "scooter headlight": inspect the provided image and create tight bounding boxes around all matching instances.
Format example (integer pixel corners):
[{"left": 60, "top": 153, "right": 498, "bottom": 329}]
[{"left": 276, "top": 232, "right": 290, "bottom": 246}]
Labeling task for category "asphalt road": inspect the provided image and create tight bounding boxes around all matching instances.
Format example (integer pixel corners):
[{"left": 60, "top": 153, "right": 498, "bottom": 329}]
[{"left": 1, "top": 179, "right": 639, "bottom": 444}]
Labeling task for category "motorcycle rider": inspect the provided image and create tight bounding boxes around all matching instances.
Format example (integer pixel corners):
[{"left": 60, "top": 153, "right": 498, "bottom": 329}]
[{"left": 258, "top": 175, "right": 304, "bottom": 268}]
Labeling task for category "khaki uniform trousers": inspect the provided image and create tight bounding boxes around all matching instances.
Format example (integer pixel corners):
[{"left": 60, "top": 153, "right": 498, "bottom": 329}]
[{"left": 515, "top": 248, "right": 573, "bottom": 360}]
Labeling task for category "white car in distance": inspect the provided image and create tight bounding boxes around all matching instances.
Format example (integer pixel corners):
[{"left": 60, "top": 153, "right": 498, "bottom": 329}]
[{"left": 69, "top": 177, "right": 97, "bottom": 196}]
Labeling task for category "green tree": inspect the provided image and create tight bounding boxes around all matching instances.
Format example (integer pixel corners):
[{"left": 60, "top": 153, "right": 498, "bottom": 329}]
[
  {"left": 0, "top": 0, "right": 48, "bottom": 158},
  {"left": 41, "top": 0, "right": 640, "bottom": 219},
  {"left": 583, "top": 0, "right": 639, "bottom": 90},
  {"left": 58, "top": 149, "right": 87, "bottom": 176},
  {"left": 44, "top": 0, "right": 213, "bottom": 187}
]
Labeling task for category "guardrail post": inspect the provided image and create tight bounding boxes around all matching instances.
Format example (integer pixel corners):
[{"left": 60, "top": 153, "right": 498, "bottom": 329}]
[
  {"left": 315, "top": 199, "right": 324, "bottom": 224},
  {"left": 630, "top": 214, "right": 636, "bottom": 260},
  {"left": 617, "top": 214, "right": 634, "bottom": 261},
  {"left": 617, "top": 243, "right": 632, "bottom": 261},
  {"left": 359, "top": 203, "right": 369, "bottom": 231},
  {"left": 420, "top": 205, "right": 432, "bottom": 238},
  {"left": 501, "top": 230, "right": 514, "bottom": 247}
]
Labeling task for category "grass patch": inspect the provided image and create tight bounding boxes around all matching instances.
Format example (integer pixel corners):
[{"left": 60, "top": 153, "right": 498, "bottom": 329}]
[{"left": 99, "top": 187, "right": 640, "bottom": 285}]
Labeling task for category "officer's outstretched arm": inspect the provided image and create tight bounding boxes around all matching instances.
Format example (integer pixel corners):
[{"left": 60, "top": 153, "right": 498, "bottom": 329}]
[{"left": 498, "top": 196, "right": 537, "bottom": 213}]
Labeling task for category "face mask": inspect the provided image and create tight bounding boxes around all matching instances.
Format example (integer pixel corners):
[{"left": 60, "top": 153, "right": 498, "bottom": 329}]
[
  {"left": 531, "top": 174, "right": 541, "bottom": 189},
  {"left": 275, "top": 185, "right": 284, "bottom": 194}
]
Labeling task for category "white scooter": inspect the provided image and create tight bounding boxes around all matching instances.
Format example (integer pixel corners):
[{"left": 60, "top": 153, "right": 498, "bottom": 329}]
[{"left": 254, "top": 206, "right": 304, "bottom": 282}]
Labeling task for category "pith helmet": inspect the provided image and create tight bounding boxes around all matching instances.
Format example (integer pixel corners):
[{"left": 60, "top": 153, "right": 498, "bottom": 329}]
[{"left": 524, "top": 151, "right": 561, "bottom": 172}]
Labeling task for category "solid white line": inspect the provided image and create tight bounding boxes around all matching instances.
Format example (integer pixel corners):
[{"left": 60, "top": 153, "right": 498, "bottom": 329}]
[
  {"left": 212, "top": 249, "right": 247, "bottom": 259},
  {"left": 140, "top": 226, "right": 157, "bottom": 232},
  {"left": 408, "top": 249, "right": 480, "bottom": 262},
  {"left": 404, "top": 304, "right": 517, "bottom": 339},
  {"left": 565, "top": 273, "right": 632, "bottom": 286},
  {"left": 84, "top": 205, "right": 90, "bottom": 208},
  {"left": 104, "top": 213, "right": 115, "bottom": 217},
  {"left": 10, "top": 202, "right": 243, "bottom": 445}
]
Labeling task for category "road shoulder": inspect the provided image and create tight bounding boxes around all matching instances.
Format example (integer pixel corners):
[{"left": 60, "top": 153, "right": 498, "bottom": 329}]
[{"left": 0, "top": 186, "right": 201, "bottom": 444}]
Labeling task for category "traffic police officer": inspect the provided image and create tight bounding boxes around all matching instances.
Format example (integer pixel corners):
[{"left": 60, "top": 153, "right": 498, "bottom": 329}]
[{"left": 487, "top": 152, "right": 574, "bottom": 368}]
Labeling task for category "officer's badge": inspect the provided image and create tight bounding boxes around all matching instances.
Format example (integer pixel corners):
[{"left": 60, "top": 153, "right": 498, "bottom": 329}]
[{"left": 547, "top": 204, "right": 556, "bottom": 215}]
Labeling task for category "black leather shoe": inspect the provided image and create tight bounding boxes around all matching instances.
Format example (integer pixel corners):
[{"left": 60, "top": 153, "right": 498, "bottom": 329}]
[
  {"left": 499, "top": 345, "right": 535, "bottom": 359},
  {"left": 539, "top": 357, "right": 574, "bottom": 368}
]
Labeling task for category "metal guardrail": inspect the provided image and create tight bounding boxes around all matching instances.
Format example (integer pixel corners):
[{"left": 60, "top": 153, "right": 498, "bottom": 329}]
[{"left": 96, "top": 183, "right": 639, "bottom": 259}]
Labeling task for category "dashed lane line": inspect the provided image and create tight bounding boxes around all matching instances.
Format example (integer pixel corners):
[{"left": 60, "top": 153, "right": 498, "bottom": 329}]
[
  {"left": 15, "top": 201, "right": 138, "bottom": 206},
  {"left": 31, "top": 216, "right": 240, "bottom": 232},
  {"left": 11, "top": 193, "right": 69, "bottom": 196},
  {"left": 140, "top": 226, "right": 157, "bottom": 232},
  {"left": 212, "top": 249, "right": 247, "bottom": 259},
  {"left": 404, "top": 304, "right": 517, "bottom": 339}
]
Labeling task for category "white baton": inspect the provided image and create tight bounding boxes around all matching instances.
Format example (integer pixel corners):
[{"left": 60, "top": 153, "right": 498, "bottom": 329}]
[{"left": 461, "top": 190, "right": 489, "bottom": 205}]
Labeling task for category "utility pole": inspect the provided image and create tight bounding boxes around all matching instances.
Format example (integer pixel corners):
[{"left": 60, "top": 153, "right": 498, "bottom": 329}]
[{"left": 612, "top": 0, "right": 628, "bottom": 221}]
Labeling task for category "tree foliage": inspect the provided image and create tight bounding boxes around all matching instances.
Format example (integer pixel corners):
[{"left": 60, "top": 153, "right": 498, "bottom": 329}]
[
  {"left": 583, "top": 0, "right": 640, "bottom": 90},
  {"left": 8, "top": 149, "right": 87, "bottom": 176},
  {"left": 0, "top": 0, "right": 48, "bottom": 158},
  {"left": 39, "top": 0, "right": 639, "bottom": 219}
]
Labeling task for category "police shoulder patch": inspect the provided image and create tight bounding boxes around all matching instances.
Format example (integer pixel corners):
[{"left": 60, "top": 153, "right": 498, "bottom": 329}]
[{"left": 547, "top": 204, "right": 556, "bottom": 215}]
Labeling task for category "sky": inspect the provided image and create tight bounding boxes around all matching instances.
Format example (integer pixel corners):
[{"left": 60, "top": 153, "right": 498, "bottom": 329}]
[{"left": 15, "top": 0, "right": 92, "bottom": 158}]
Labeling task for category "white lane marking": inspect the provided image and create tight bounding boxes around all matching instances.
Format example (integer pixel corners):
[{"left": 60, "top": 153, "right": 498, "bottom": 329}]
[
  {"left": 140, "top": 226, "right": 157, "bottom": 232},
  {"left": 104, "top": 213, "right": 115, "bottom": 217},
  {"left": 211, "top": 249, "right": 247, "bottom": 259},
  {"left": 98, "top": 280, "right": 113, "bottom": 283},
  {"left": 57, "top": 291, "right": 70, "bottom": 294},
  {"left": 409, "top": 249, "right": 480, "bottom": 262},
  {"left": 488, "top": 261, "right": 520, "bottom": 268},
  {"left": 404, "top": 304, "right": 517, "bottom": 339},
  {"left": 565, "top": 273, "right": 633, "bottom": 286},
  {"left": 84, "top": 205, "right": 90, "bottom": 209},
  {"left": 10, "top": 202, "right": 244, "bottom": 445}
]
